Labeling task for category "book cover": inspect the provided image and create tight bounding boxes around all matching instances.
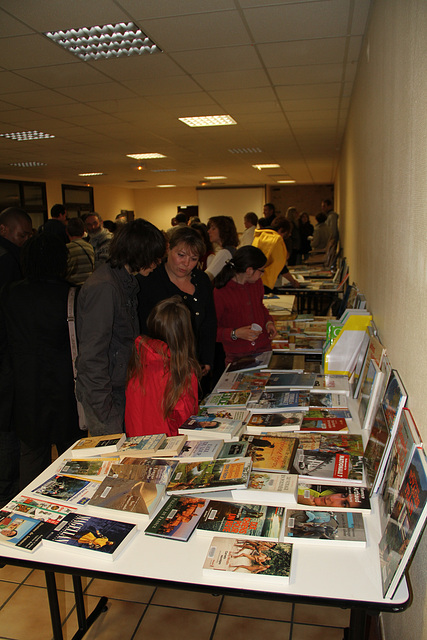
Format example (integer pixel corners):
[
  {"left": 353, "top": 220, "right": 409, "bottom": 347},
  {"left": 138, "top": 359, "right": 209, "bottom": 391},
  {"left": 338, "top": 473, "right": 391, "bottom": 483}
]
[
  {"left": 363, "top": 406, "right": 390, "bottom": 491},
  {"left": 179, "top": 416, "right": 243, "bottom": 441},
  {"left": 265, "top": 372, "right": 316, "bottom": 390},
  {"left": 4, "top": 496, "right": 77, "bottom": 524},
  {"left": 88, "top": 474, "right": 165, "bottom": 516},
  {"left": 246, "top": 412, "right": 303, "bottom": 433},
  {"left": 226, "top": 351, "right": 272, "bottom": 372},
  {"left": 118, "top": 433, "right": 167, "bottom": 458},
  {"left": 70, "top": 433, "right": 126, "bottom": 459},
  {"left": 283, "top": 509, "right": 366, "bottom": 546},
  {"left": 0, "top": 510, "right": 53, "bottom": 552},
  {"left": 217, "top": 441, "right": 250, "bottom": 459},
  {"left": 242, "top": 435, "right": 298, "bottom": 473},
  {"left": 300, "top": 418, "right": 349, "bottom": 433},
  {"left": 312, "top": 375, "right": 350, "bottom": 395},
  {"left": 33, "top": 474, "right": 102, "bottom": 506},
  {"left": 308, "top": 393, "right": 348, "bottom": 409},
  {"left": 232, "top": 472, "right": 298, "bottom": 505},
  {"left": 304, "top": 408, "right": 352, "bottom": 420},
  {"left": 297, "top": 482, "right": 371, "bottom": 512},
  {"left": 215, "top": 370, "right": 270, "bottom": 392},
  {"left": 379, "top": 448, "right": 427, "bottom": 598},
  {"left": 144, "top": 495, "right": 209, "bottom": 541},
  {"left": 58, "top": 458, "right": 116, "bottom": 478},
  {"left": 150, "top": 435, "right": 188, "bottom": 457},
  {"left": 196, "top": 500, "right": 285, "bottom": 540},
  {"left": 116, "top": 458, "right": 177, "bottom": 485},
  {"left": 248, "top": 390, "right": 310, "bottom": 413},
  {"left": 43, "top": 513, "right": 138, "bottom": 560},
  {"left": 196, "top": 407, "right": 249, "bottom": 423},
  {"left": 266, "top": 353, "right": 306, "bottom": 372},
  {"left": 203, "top": 537, "right": 293, "bottom": 582},
  {"left": 381, "top": 370, "right": 407, "bottom": 432},
  {"left": 201, "top": 391, "right": 251, "bottom": 409},
  {"left": 291, "top": 435, "right": 364, "bottom": 484},
  {"left": 172, "top": 439, "right": 224, "bottom": 462},
  {"left": 166, "top": 457, "right": 252, "bottom": 494}
]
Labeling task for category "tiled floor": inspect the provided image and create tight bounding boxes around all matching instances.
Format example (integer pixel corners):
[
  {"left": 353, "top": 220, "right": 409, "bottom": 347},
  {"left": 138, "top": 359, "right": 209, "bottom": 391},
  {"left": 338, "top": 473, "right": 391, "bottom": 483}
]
[{"left": 0, "top": 563, "right": 359, "bottom": 640}]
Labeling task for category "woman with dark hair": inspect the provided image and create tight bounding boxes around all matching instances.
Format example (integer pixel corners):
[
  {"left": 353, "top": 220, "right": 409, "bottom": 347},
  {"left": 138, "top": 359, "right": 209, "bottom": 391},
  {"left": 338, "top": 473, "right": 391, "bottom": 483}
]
[
  {"left": 189, "top": 221, "right": 215, "bottom": 270},
  {"left": 213, "top": 245, "right": 278, "bottom": 364},
  {"left": 76, "top": 219, "right": 166, "bottom": 436},
  {"left": 137, "top": 225, "right": 216, "bottom": 379},
  {"left": 298, "top": 212, "right": 314, "bottom": 261},
  {"left": 205, "top": 216, "right": 239, "bottom": 280},
  {"left": 0, "top": 234, "right": 81, "bottom": 487}
]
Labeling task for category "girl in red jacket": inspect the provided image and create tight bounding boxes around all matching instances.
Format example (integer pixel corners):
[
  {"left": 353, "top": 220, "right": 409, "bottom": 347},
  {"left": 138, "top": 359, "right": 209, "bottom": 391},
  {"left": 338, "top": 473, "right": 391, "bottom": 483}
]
[{"left": 125, "top": 296, "right": 201, "bottom": 437}]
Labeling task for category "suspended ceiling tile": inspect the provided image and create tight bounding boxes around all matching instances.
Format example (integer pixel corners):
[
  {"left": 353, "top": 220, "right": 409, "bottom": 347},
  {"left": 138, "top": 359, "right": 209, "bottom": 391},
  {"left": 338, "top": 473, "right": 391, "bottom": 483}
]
[
  {"left": 0, "top": 34, "right": 75, "bottom": 69},
  {"left": 171, "top": 45, "right": 261, "bottom": 74},
  {"left": 269, "top": 64, "right": 344, "bottom": 86},
  {"left": 92, "top": 54, "right": 185, "bottom": 81},
  {"left": 57, "top": 83, "right": 137, "bottom": 102},
  {"left": 120, "top": 0, "right": 236, "bottom": 19},
  {"left": 1, "top": 89, "right": 75, "bottom": 108},
  {"left": 121, "top": 75, "right": 202, "bottom": 96},
  {"left": 16, "top": 63, "right": 111, "bottom": 88},
  {"left": 276, "top": 83, "right": 342, "bottom": 101},
  {"left": 258, "top": 38, "right": 347, "bottom": 68}
]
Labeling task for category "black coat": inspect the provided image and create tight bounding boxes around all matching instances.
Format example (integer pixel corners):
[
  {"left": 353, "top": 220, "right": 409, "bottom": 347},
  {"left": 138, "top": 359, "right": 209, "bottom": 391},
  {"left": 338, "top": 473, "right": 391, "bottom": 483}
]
[{"left": 0, "top": 277, "right": 80, "bottom": 448}]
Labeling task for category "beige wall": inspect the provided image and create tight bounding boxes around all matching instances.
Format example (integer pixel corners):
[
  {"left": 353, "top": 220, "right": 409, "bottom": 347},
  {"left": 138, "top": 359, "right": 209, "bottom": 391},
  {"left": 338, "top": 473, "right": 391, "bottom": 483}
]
[{"left": 336, "top": 1, "right": 427, "bottom": 638}]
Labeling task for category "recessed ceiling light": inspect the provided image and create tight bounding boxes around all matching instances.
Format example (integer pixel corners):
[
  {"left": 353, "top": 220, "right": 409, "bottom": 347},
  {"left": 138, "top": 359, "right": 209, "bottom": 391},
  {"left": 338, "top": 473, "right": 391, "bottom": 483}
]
[
  {"left": 277, "top": 179, "right": 295, "bottom": 184},
  {"left": 229, "top": 147, "right": 262, "bottom": 154},
  {"left": 0, "top": 131, "right": 55, "bottom": 141},
  {"left": 9, "top": 161, "right": 47, "bottom": 167},
  {"left": 204, "top": 176, "right": 227, "bottom": 180},
  {"left": 157, "top": 184, "right": 176, "bottom": 188},
  {"left": 78, "top": 172, "right": 104, "bottom": 177},
  {"left": 44, "top": 22, "right": 161, "bottom": 61},
  {"left": 179, "top": 115, "right": 237, "bottom": 127},
  {"left": 252, "top": 163, "right": 280, "bottom": 170},
  {"left": 127, "top": 153, "right": 166, "bottom": 160}
]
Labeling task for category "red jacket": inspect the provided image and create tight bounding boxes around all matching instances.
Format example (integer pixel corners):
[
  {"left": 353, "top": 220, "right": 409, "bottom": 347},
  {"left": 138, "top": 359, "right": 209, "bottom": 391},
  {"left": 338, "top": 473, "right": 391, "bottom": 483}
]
[
  {"left": 214, "top": 278, "right": 274, "bottom": 363},
  {"left": 125, "top": 337, "right": 198, "bottom": 437}
]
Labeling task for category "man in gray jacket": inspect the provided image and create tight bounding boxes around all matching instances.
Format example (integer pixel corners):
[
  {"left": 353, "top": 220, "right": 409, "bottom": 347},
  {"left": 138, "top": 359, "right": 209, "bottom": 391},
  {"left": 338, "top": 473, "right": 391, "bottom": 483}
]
[
  {"left": 76, "top": 219, "right": 166, "bottom": 436},
  {"left": 82, "top": 212, "right": 113, "bottom": 269}
]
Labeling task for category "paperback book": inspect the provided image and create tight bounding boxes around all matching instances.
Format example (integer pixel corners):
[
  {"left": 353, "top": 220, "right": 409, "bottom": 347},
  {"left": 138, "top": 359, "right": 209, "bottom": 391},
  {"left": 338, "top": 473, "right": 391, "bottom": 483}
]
[
  {"left": 196, "top": 407, "right": 249, "bottom": 423},
  {"left": 172, "top": 439, "right": 224, "bottom": 463},
  {"left": 203, "top": 537, "right": 293, "bottom": 583},
  {"left": 201, "top": 391, "right": 251, "bottom": 409},
  {"left": 297, "top": 482, "right": 371, "bottom": 512},
  {"left": 43, "top": 513, "right": 138, "bottom": 561},
  {"left": 242, "top": 435, "right": 298, "bottom": 473},
  {"left": 196, "top": 500, "right": 285, "bottom": 540},
  {"left": 226, "top": 351, "right": 272, "bottom": 372},
  {"left": 248, "top": 390, "right": 310, "bottom": 413},
  {"left": 363, "top": 406, "right": 390, "bottom": 492},
  {"left": 312, "top": 375, "right": 350, "bottom": 395},
  {"left": 117, "top": 458, "right": 177, "bottom": 485},
  {"left": 144, "top": 495, "right": 209, "bottom": 541},
  {"left": 5, "top": 496, "right": 77, "bottom": 524},
  {"left": 179, "top": 415, "right": 244, "bottom": 441},
  {"left": 265, "top": 372, "right": 316, "bottom": 390},
  {"left": 246, "top": 412, "right": 303, "bottom": 433},
  {"left": 308, "top": 393, "right": 348, "bottom": 410},
  {"left": 70, "top": 433, "right": 126, "bottom": 459},
  {"left": 166, "top": 457, "right": 252, "bottom": 495},
  {"left": 0, "top": 511, "right": 53, "bottom": 552},
  {"left": 265, "top": 353, "right": 306, "bottom": 372},
  {"left": 33, "top": 474, "right": 101, "bottom": 506},
  {"left": 150, "top": 435, "right": 188, "bottom": 458},
  {"left": 304, "top": 408, "right": 352, "bottom": 420},
  {"left": 58, "top": 458, "right": 116, "bottom": 478},
  {"left": 217, "top": 441, "right": 249, "bottom": 459},
  {"left": 300, "top": 418, "right": 349, "bottom": 433},
  {"left": 232, "top": 472, "right": 298, "bottom": 505},
  {"left": 214, "top": 370, "right": 270, "bottom": 393},
  {"left": 283, "top": 508, "right": 366, "bottom": 546},
  {"left": 118, "top": 433, "right": 167, "bottom": 458},
  {"left": 88, "top": 471, "right": 165, "bottom": 517}
]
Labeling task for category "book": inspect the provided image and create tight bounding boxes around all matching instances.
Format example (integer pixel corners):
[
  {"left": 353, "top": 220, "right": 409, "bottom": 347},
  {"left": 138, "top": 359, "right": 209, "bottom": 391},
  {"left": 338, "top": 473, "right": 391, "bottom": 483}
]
[
  {"left": 226, "top": 351, "right": 272, "bottom": 372},
  {"left": 172, "top": 439, "right": 224, "bottom": 463},
  {"left": 297, "top": 482, "right": 371, "bottom": 512},
  {"left": 300, "top": 418, "right": 349, "bottom": 433},
  {"left": 291, "top": 434, "right": 365, "bottom": 485},
  {"left": 248, "top": 390, "right": 310, "bottom": 413},
  {"left": 246, "top": 412, "right": 303, "bottom": 433},
  {"left": 265, "top": 353, "right": 306, "bottom": 371},
  {"left": 88, "top": 471, "right": 165, "bottom": 517},
  {"left": 203, "top": 537, "right": 293, "bottom": 583},
  {"left": 273, "top": 337, "right": 324, "bottom": 353},
  {"left": 196, "top": 500, "right": 285, "bottom": 540},
  {"left": 312, "top": 375, "right": 350, "bottom": 395},
  {"left": 57, "top": 458, "right": 116, "bottom": 478},
  {"left": 232, "top": 472, "right": 298, "bottom": 505},
  {"left": 308, "top": 393, "right": 348, "bottom": 409},
  {"left": 144, "top": 495, "right": 209, "bottom": 541},
  {"left": 0, "top": 510, "right": 53, "bottom": 552},
  {"left": 196, "top": 407, "right": 249, "bottom": 423},
  {"left": 33, "top": 474, "right": 102, "bottom": 506},
  {"left": 379, "top": 447, "right": 427, "bottom": 598},
  {"left": 70, "top": 433, "right": 126, "bottom": 459},
  {"left": 43, "top": 513, "right": 138, "bottom": 561},
  {"left": 283, "top": 508, "right": 366, "bottom": 546},
  {"left": 242, "top": 435, "right": 298, "bottom": 473},
  {"left": 217, "top": 441, "right": 250, "bottom": 459},
  {"left": 304, "top": 408, "right": 352, "bottom": 420},
  {"left": 358, "top": 360, "right": 385, "bottom": 431},
  {"left": 111, "top": 458, "right": 177, "bottom": 485},
  {"left": 363, "top": 406, "right": 390, "bottom": 492},
  {"left": 214, "top": 370, "right": 270, "bottom": 392},
  {"left": 265, "top": 372, "right": 316, "bottom": 390},
  {"left": 381, "top": 370, "right": 407, "bottom": 432},
  {"left": 4, "top": 496, "right": 77, "bottom": 524},
  {"left": 166, "top": 457, "right": 252, "bottom": 495},
  {"left": 201, "top": 391, "right": 251, "bottom": 409},
  {"left": 179, "top": 415, "right": 244, "bottom": 441},
  {"left": 150, "top": 435, "right": 188, "bottom": 457},
  {"left": 118, "top": 433, "right": 167, "bottom": 458}
]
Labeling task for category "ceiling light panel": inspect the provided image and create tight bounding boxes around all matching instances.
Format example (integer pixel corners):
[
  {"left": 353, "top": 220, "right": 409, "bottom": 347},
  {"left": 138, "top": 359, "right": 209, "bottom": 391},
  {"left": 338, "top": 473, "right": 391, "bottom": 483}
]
[
  {"left": 9, "top": 162, "right": 47, "bottom": 167},
  {"left": 127, "top": 153, "right": 166, "bottom": 159},
  {"left": 252, "top": 163, "right": 280, "bottom": 169},
  {"left": 78, "top": 172, "right": 104, "bottom": 176},
  {"left": 179, "top": 115, "right": 237, "bottom": 127},
  {"left": 44, "top": 23, "right": 161, "bottom": 61},
  {"left": 204, "top": 176, "right": 227, "bottom": 180},
  {"left": 0, "top": 131, "right": 55, "bottom": 141},
  {"left": 229, "top": 147, "right": 262, "bottom": 154}
]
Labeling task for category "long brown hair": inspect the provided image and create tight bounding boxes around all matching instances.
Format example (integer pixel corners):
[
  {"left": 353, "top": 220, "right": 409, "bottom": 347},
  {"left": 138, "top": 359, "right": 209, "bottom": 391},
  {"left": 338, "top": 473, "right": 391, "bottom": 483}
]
[{"left": 127, "top": 296, "right": 201, "bottom": 419}]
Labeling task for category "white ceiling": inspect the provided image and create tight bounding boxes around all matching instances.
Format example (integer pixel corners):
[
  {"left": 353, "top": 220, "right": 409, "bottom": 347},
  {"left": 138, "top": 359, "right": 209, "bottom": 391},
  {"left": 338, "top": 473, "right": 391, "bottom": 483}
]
[{"left": 0, "top": 0, "right": 371, "bottom": 189}]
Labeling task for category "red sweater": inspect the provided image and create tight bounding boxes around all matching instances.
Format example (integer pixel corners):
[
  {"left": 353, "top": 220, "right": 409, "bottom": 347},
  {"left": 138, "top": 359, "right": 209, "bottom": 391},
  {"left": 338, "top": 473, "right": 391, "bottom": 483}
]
[
  {"left": 214, "top": 278, "right": 274, "bottom": 363},
  {"left": 125, "top": 337, "right": 198, "bottom": 437}
]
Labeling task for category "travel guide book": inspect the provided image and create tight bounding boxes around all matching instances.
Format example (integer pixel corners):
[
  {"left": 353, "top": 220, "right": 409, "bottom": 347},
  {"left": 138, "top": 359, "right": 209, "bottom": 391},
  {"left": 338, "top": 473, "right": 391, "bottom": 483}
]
[
  {"left": 196, "top": 407, "right": 249, "bottom": 423},
  {"left": 215, "top": 370, "right": 271, "bottom": 393},
  {"left": 201, "top": 391, "right": 251, "bottom": 409},
  {"left": 246, "top": 412, "right": 303, "bottom": 433},
  {"left": 33, "top": 474, "right": 101, "bottom": 506},
  {"left": 5, "top": 496, "right": 77, "bottom": 524},
  {"left": 171, "top": 439, "right": 224, "bottom": 463},
  {"left": 283, "top": 508, "right": 367, "bottom": 546},
  {"left": 232, "top": 472, "right": 298, "bottom": 505},
  {"left": 304, "top": 408, "right": 352, "bottom": 420},
  {"left": 308, "top": 393, "right": 348, "bottom": 409},
  {"left": 297, "top": 482, "right": 371, "bottom": 512},
  {"left": 266, "top": 353, "right": 306, "bottom": 372},
  {"left": 118, "top": 433, "right": 167, "bottom": 459},
  {"left": 144, "top": 495, "right": 210, "bottom": 542},
  {"left": 57, "top": 458, "right": 116, "bottom": 478},
  {"left": 196, "top": 500, "right": 285, "bottom": 541},
  {"left": 150, "top": 435, "right": 188, "bottom": 458},
  {"left": 226, "top": 351, "right": 272, "bottom": 372},
  {"left": 248, "top": 390, "right": 310, "bottom": 413},
  {"left": 43, "top": 513, "right": 138, "bottom": 561},
  {"left": 312, "top": 375, "right": 350, "bottom": 395},
  {"left": 203, "top": 537, "right": 293, "bottom": 583},
  {"left": 166, "top": 457, "right": 252, "bottom": 495},
  {"left": 265, "top": 372, "right": 316, "bottom": 390},
  {"left": 88, "top": 474, "right": 165, "bottom": 517},
  {"left": 0, "top": 511, "right": 53, "bottom": 552},
  {"left": 242, "top": 435, "right": 298, "bottom": 473},
  {"left": 179, "top": 415, "right": 244, "bottom": 441},
  {"left": 70, "top": 433, "right": 126, "bottom": 459},
  {"left": 116, "top": 458, "right": 177, "bottom": 485},
  {"left": 300, "top": 417, "right": 349, "bottom": 433}
]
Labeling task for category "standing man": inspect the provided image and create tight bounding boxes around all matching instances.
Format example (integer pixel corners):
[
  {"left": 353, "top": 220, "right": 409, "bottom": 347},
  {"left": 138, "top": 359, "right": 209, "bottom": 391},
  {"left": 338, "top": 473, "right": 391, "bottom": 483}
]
[
  {"left": 66, "top": 217, "right": 95, "bottom": 285},
  {"left": 82, "top": 212, "right": 113, "bottom": 269},
  {"left": 262, "top": 202, "right": 276, "bottom": 227},
  {"left": 321, "top": 199, "right": 339, "bottom": 244},
  {"left": 0, "top": 207, "right": 32, "bottom": 285},
  {"left": 252, "top": 216, "right": 299, "bottom": 291},
  {"left": 42, "top": 203, "right": 69, "bottom": 244}
]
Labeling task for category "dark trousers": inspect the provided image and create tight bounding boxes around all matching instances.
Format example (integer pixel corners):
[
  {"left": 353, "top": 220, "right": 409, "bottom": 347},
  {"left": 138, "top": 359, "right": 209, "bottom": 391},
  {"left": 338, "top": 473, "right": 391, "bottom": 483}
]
[{"left": 0, "top": 431, "right": 20, "bottom": 507}]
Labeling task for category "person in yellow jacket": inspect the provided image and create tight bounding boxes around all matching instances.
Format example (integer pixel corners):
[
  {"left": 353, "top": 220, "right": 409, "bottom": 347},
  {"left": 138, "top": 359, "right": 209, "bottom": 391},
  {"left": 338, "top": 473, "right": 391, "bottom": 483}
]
[{"left": 252, "top": 216, "right": 300, "bottom": 291}]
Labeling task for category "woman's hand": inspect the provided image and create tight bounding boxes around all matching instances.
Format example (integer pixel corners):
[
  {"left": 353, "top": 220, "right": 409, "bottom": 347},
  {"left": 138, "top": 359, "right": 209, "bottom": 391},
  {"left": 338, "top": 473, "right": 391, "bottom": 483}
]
[
  {"left": 234, "top": 326, "right": 262, "bottom": 342},
  {"left": 201, "top": 364, "right": 211, "bottom": 376},
  {"left": 266, "top": 320, "right": 278, "bottom": 339}
]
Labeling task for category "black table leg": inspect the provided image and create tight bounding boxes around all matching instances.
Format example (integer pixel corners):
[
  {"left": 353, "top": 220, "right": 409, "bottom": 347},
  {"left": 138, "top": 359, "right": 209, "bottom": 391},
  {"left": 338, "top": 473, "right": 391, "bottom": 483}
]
[
  {"left": 348, "top": 608, "right": 367, "bottom": 640},
  {"left": 45, "top": 571, "right": 64, "bottom": 640},
  {"left": 71, "top": 574, "right": 108, "bottom": 640}
]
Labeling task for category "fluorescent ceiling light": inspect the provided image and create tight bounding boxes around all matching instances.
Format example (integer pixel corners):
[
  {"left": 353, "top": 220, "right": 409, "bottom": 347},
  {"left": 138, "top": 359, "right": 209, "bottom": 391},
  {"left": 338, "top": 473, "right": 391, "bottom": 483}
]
[
  {"left": 277, "top": 179, "right": 295, "bottom": 184},
  {"left": 252, "top": 163, "right": 280, "bottom": 170},
  {"left": 127, "top": 153, "right": 166, "bottom": 160},
  {"left": 44, "top": 22, "right": 161, "bottom": 61},
  {"left": 204, "top": 176, "right": 227, "bottom": 180},
  {"left": 0, "top": 131, "right": 55, "bottom": 141},
  {"left": 179, "top": 115, "right": 237, "bottom": 127},
  {"left": 9, "top": 161, "right": 47, "bottom": 167},
  {"left": 229, "top": 147, "right": 262, "bottom": 154},
  {"left": 79, "top": 172, "right": 104, "bottom": 176},
  {"left": 151, "top": 168, "right": 176, "bottom": 173},
  {"left": 157, "top": 184, "right": 176, "bottom": 188}
]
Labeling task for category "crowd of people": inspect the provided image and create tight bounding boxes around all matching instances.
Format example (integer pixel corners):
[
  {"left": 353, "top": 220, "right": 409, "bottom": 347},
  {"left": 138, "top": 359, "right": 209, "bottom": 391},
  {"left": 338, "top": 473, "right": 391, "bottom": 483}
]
[{"left": 0, "top": 200, "right": 339, "bottom": 505}]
